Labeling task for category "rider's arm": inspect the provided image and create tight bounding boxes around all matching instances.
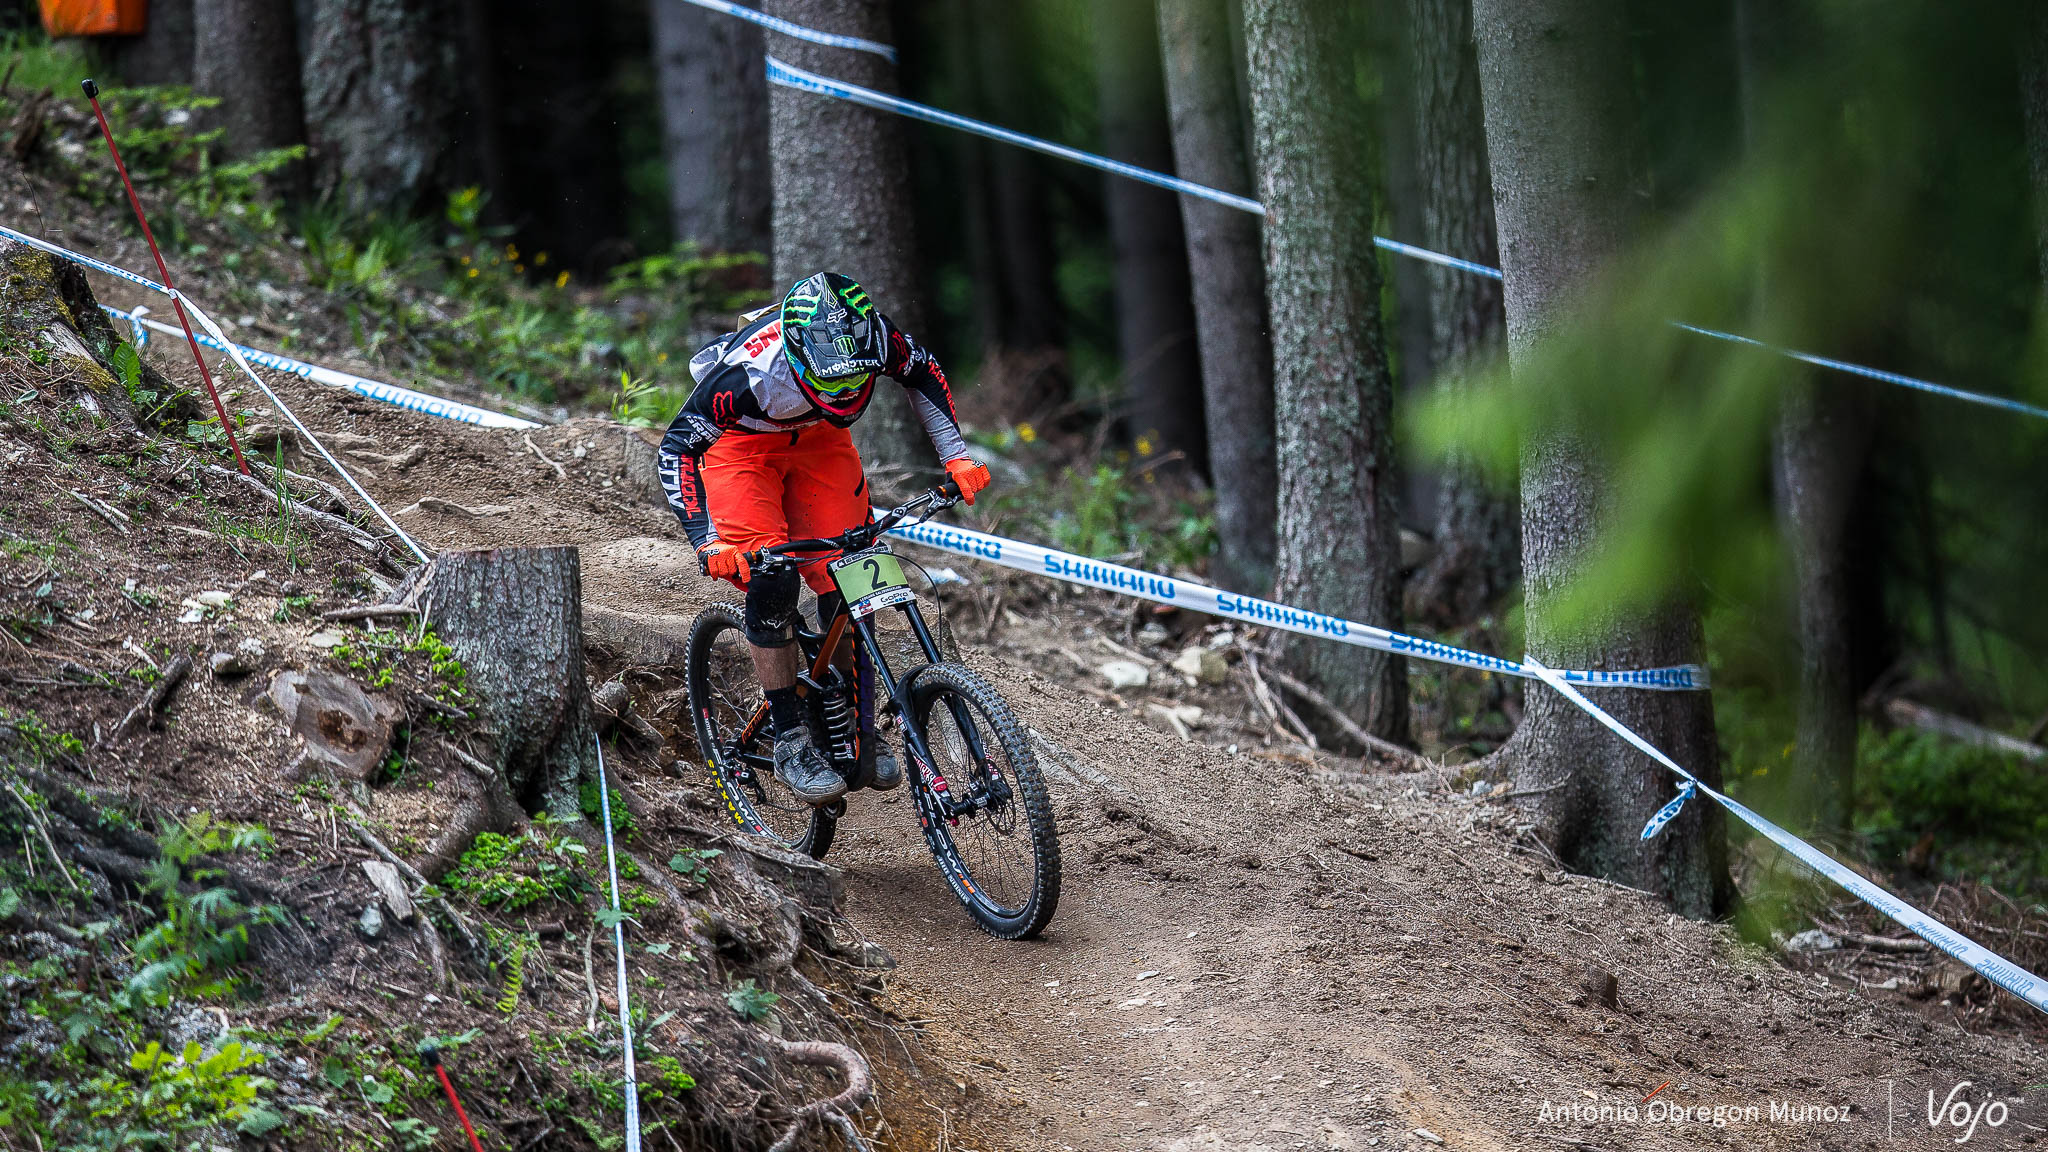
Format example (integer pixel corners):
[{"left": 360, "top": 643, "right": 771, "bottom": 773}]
[
  {"left": 879, "top": 315, "right": 971, "bottom": 464},
  {"left": 658, "top": 366, "right": 761, "bottom": 549}
]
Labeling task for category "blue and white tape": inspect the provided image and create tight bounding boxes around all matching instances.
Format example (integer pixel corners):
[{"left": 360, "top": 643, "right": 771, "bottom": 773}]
[
  {"left": 884, "top": 515, "right": 1706, "bottom": 691},
  {"left": 1639, "top": 781, "right": 1695, "bottom": 840},
  {"left": 676, "top": 0, "right": 894, "bottom": 62},
  {"left": 1520, "top": 656, "right": 2048, "bottom": 1016},
  {"left": 770, "top": 59, "right": 2048, "bottom": 424},
  {"left": 104, "top": 304, "right": 540, "bottom": 430},
  {"left": 767, "top": 57, "right": 1266, "bottom": 215}
]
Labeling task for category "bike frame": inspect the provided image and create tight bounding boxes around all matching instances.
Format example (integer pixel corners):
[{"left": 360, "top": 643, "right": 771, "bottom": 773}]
[{"left": 734, "top": 588, "right": 992, "bottom": 812}]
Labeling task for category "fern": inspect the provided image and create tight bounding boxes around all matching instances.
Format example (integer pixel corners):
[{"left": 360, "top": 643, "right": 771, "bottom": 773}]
[{"left": 495, "top": 938, "right": 528, "bottom": 1014}]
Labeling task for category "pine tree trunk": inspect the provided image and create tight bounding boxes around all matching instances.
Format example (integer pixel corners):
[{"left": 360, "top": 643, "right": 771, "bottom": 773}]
[
  {"left": 1158, "top": 0, "right": 1275, "bottom": 593},
  {"left": 1738, "top": 0, "right": 1866, "bottom": 836},
  {"left": 1473, "top": 0, "right": 1729, "bottom": 917},
  {"left": 192, "top": 0, "right": 306, "bottom": 166},
  {"left": 102, "top": 0, "right": 193, "bottom": 87},
  {"left": 765, "top": 0, "right": 931, "bottom": 475},
  {"left": 968, "top": 0, "right": 1070, "bottom": 420},
  {"left": 2022, "top": 9, "right": 2048, "bottom": 298},
  {"left": 1095, "top": 0, "right": 1206, "bottom": 477},
  {"left": 1404, "top": 0, "right": 1518, "bottom": 627},
  {"left": 1772, "top": 380, "right": 1870, "bottom": 835},
  {"left": 417, "top": 547, "right": 599, "bottom": 819},
  {"left": 1243, "top": 0, "right": 1410, "bottom": 742},
  {"left": 652, "top": 0, "right": 772, "bottom": 255},
  {"left": 301, "top": 0, "right": 465, "bottom": 214}
]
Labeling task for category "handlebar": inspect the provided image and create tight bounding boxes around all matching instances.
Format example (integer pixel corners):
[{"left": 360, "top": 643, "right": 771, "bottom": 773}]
[{"left": 739, "top": 479, "right": 961, "bottom": 567}]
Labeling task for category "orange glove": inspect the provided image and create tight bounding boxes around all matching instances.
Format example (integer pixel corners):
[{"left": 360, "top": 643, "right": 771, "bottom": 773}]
[
  {"left": 698, "top": 542, "right": 749, "bottom": 585},
  {"left": 945, "top": 458, "right": 992, "bottom": 505}
]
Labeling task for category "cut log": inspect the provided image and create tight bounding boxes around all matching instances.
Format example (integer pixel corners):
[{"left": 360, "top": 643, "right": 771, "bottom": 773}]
[
  {"left": 1883, "top": 698, "right": 2047, "bottom": 764},
  {"left": 414, "top": 547, "right": 598, "bottom": 816}
]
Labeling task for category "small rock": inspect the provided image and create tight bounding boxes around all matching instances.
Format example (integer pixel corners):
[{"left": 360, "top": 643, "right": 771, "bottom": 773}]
[
  {"left": 1577, "top": 964, "right": 1620, "bottom": 1009},
  {"left": 1171, "top": 646, "right": 1229, "bottom": 685},
  {"left": 1099, "top": 660, "right": 1149, "bottom": 690},
  {"left": 1135, "top": 970, "right": 1160, "bottom": 981},
  {"left": 1783, "top": 928, "right": 1838, "bottom": 955},
  {"left": 360, "top": 860, "right": 415, "bottom": 923},
  {"left": 194, "top": 590, "right": 233, "bottom": 608},
  {"left": 1412, "top": 1128, "right": 1444, "bottom": 1145},
  {"left": 1136, "top": 623, "right": 1172, "bottom": 647},
  {"left": 208, "top": 638, "right": 267, "bottom": 679},
  {"left": 358, "top": 903, "right": 384, "bottom": 939},
  {"left": 306, "top": 630, "right": 345, "bottom": 649}
]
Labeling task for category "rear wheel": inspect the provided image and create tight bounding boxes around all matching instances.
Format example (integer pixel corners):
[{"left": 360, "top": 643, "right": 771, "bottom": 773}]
[
  {"left": 906, "top": 662, "right": 1060, "bottom": 938},
  {"left": 685, "top": 602, "right": 835, "bottom": 858}
]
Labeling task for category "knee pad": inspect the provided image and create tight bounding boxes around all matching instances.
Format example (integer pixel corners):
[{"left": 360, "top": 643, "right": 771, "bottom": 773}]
[{"left": 744, "top": 563, "right": 802, "bottom": 647}]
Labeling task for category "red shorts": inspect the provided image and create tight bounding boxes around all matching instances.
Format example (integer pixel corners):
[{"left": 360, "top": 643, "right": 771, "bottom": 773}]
[{"left": 702, "top": 422, "right": 870, "bottom": 593}]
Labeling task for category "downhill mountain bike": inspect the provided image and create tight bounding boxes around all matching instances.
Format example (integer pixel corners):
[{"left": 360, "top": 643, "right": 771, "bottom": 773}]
[{"left": 684, "top": 483, "right": 1061, "bottom": 939}]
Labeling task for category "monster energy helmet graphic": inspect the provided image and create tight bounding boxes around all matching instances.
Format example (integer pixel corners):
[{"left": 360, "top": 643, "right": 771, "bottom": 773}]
[{"left": 781, "top": 273, "right": 886, "bottom": 411}]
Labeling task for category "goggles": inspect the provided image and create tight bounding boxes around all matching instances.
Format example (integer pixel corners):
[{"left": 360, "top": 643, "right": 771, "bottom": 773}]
[{"left": 796, "top": 360, "right": 874, "bottom": 396}]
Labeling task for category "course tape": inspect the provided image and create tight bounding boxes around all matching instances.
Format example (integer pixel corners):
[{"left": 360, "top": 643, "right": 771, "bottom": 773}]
[
  {"left": 771, "top": 59, "right": 2048, "bottom": 423},
  {"left": 677, "top": 0, "right": 894, "bottom": 62},
  {"left": 1519, "top": 657, "right": 2048, "bottom": 1016},
  {"left": 767, "top": 57, "right": 1266, "bottom": 215},
  {"left": 592, "top": 736, "right": 645, "bottom": 1150},
  {"left": 883, "top": 515, "right": 1706, "bottom": 691},
  {"left": 0, "top": 223, "right": 429, "bottom": 561},
  {"left": 103, "top": 304, "right": 540, "bottom": 429}
]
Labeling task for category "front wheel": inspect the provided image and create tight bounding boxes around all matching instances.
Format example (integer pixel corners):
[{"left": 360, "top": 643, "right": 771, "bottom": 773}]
[
  {"left": 685, "top": 602, "right": 835, "bottom": 858},
  {"left": 905, "top": 662, "right": 1060, "bottom": 938}
]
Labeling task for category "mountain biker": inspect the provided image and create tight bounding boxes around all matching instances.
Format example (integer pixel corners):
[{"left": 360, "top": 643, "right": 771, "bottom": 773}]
[{"left": 658, "top": 272, "right": 991, "bottom": 806}]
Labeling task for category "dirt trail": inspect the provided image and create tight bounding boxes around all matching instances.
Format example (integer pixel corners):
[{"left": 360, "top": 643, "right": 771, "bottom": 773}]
[{"left": 210, "top": 368, "right": 2045, "bottom": 1151}]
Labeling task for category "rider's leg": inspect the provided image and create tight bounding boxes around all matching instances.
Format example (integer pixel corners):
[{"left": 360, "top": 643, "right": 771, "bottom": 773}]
[{"left": 744, "top": 561, "right": 811, "bottom": 737}]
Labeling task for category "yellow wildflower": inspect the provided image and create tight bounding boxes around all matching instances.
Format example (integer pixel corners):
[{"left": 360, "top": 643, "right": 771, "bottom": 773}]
[{"left": 1016, "top": 422, "right": 1037, "bottom": 443}]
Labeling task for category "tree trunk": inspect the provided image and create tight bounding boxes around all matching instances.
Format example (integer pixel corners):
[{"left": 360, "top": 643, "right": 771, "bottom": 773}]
[
  {"left": 1772, "top": 380, "right": 1870, "bottom": 835},
  {"left": 1243, "top": 0, "right": 1410, "bottom": 742},
  {"left": 1095, "top": 0, "right": 1206, "bottom": 476},
  {"left": 465, "top": 0, "right": 628, "bottom": 274},
  {"left": 765, "top": 0, "right": 931, "bottom": 475},
  {"left": 1473, "top": 0, "right": 1729, "bottom": 917},
  {"left": 1737, "top": 0, "right": 1866, "bottom": 837},
  {"left": 101, "top": 0, "right": 194, "bottom": 87},
  {"left": 1403, "top": 0, "right": 1518, "bottom": 627},
  {"left": 2025, "top": 9, "right": 2048, "bottom": 287},
  {"left": 300, "top": 0, "right": 466, "bottom": 214},
  {"left": 192, "top": 0, "right": 306, "bottom": 167},
  {"left": 417, "top": 547, "right": 599, "bottom": 819},
  {"left": 1157, "top": 0, "right": 1275, "bottom": 593},
  {"left": 652, "top": 0, "right": 772, "bottom": 255},
  {"left": 967, "top": 0, "right": 1070, "bottom": 421}
]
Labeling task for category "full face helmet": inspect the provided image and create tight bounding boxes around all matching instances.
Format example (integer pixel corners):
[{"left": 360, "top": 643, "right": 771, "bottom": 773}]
[{"left": 780, "top": 272, "right": 886, "bottom": 416}]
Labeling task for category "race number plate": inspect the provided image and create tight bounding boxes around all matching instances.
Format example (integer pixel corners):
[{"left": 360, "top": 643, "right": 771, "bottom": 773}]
[{"left": 829, "top": 546, "right": 915, "bottom": 618}]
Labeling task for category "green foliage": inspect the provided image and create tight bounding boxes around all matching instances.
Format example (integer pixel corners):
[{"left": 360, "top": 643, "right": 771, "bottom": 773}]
[
  {"left": 724, "top": 978, "right": 779, "bottom": 1021},
  {"left": 28, "top": 1040, "right": 280, "bottom": 1149},
  {"left": 580, "top": 780, "right": 634, "bottom": 839},
  {"left": 666, "top": 847, "right": 722, "bottom": 888},
  {"left": 444, "top": 826, "right": 591, "bottom": 910},
  {"left": 496, "top": 936, "right": 528, "bottom": 1013},
  {"left": 128, "top": 814, "right": 280, "bottom": 1003},
  {"left": 7, "top": 710, "right": 85, "bottom": 763},
  {"left": 645, "top": 1054, "right": 697, "bottom": 1098},
  {"left": 1855, "top": 729, "right": 2048, "bottom": 898},
  {"left": 974, "top": 457, "right": 1215, "bottom": 573},
  {"left": 331, "top": 626, "right": 468, "bottom": 703}
]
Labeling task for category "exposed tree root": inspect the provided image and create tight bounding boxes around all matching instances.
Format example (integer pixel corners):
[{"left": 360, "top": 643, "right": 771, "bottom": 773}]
[
  {"left": 764, "top": 1037, "right": 875, "bottom": 1152},
  {"left": 110, "top": 653, "right": 191, "bottom": 741}
]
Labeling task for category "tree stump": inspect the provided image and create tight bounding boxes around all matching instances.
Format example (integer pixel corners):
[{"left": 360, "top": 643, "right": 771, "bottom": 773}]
[
  {"left": 416, "top": 547, "right": 598, "bottom": 818},
  {"left": 0, "top": 240, "right": 192, "bottom": 432}
]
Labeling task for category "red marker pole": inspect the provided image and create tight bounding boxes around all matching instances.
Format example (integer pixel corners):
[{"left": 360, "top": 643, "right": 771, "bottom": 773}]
[
  {"left": 421, "top": 1046, "right": 487, "bottom": 1152},
  {"left": 79, "top": 79, "right": 249, "bottom": 474}
]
